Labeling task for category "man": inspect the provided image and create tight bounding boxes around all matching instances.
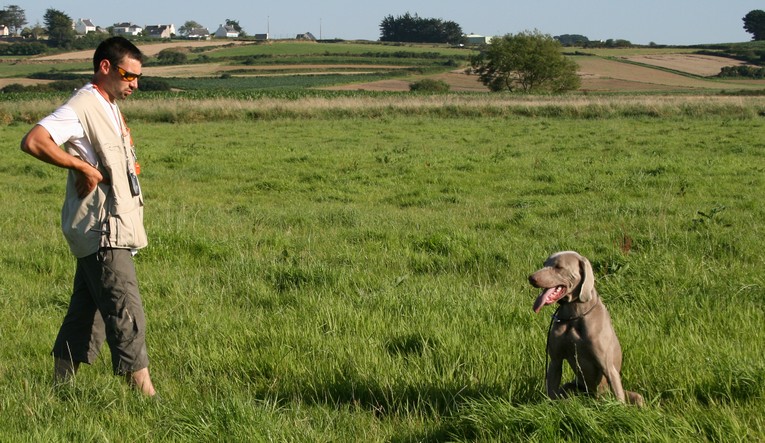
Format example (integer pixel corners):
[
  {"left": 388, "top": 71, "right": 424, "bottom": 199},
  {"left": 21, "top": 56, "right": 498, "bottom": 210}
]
[{"left": 20, "top": 36, "right": 156, "bottom": 396}]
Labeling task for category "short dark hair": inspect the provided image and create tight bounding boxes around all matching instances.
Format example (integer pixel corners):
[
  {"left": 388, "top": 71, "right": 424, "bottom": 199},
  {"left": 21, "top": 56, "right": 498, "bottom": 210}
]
[{"left": 92, "top": 36, "right": 144, "bottom": 73}]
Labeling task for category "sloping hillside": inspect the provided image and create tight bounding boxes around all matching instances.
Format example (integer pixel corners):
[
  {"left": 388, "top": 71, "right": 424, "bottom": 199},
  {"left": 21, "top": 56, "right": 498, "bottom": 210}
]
[{"left": 6, "top": 41, "right": 765, "bottom": 93}]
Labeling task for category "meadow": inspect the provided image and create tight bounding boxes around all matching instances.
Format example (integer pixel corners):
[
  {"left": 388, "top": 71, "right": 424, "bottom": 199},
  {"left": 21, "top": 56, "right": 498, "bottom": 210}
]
[
  {"left": 2, "top": 94, "right": 765, "bottom": 441},
  {"left": 1, "top": 39, "right": 765, "bottom": 441}
]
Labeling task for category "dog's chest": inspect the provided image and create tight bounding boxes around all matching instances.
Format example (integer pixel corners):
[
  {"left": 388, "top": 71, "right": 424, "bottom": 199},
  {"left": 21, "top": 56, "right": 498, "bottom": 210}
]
[{"left": 549, "top": 322, "right": 588, "bottom": 356}]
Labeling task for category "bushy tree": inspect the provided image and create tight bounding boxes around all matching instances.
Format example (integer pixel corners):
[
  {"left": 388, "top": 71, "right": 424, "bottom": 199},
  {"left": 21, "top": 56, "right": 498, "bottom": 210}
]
[
  {"left": 156, "top": 48, "right": 188, "bottom": 65},
  {"left": 0, "top": 41, "right": 46, "bottom": 56},
  {"left": 409, "top": 78, "right": 450, "bottom": 93},
  {"left": 470, "top": 30, "right": 580, "bottom": 93},
  {"left": 379, "top": 12, "right": 463, "bottom": 44},
  {"left": 555, "top": 34, "right": 590, "bottom": 46},
  {"left": 21, "top": 22, "right": 46, "bottom": 40},
  {"left": 43, "top": 9, "right": 75, "bottom": 49},
  {"left": 0, "top": 5, "right": 26, "bottom": 35},
  {"left": 743, "top": 10, "right": 765, "bottom": 41},
  {"left": 179, "top": 20, "right": 204, "bottom": 36}
]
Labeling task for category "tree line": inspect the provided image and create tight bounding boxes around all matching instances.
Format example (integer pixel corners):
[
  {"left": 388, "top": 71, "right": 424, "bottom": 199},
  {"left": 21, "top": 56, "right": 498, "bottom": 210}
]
[{"left": 379, "top": 13, "right": 463, "bottom": 45}]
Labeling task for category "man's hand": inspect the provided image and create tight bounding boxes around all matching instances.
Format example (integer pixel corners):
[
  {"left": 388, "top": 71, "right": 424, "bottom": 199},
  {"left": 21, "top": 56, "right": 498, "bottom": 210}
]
[{"left": 74, "top": 164, "right": 104, "bottom": 198}]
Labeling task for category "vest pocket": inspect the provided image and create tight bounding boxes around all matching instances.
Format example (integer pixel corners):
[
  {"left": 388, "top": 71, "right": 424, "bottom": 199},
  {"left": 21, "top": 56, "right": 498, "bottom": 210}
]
[{"left": 107, "top": 203, "right": 147, "bottom": 249}]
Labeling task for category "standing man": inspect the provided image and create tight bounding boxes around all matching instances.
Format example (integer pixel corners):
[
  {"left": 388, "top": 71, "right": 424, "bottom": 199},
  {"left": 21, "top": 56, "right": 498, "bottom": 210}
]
[{"left": 20, "top": 36, "right": 156, "bottom": 396}]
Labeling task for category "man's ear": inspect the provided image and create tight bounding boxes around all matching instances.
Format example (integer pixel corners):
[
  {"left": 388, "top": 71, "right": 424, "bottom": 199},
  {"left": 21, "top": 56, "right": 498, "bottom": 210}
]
[{"left": 98, "top": 59, "right": 111, "bottom": 75}]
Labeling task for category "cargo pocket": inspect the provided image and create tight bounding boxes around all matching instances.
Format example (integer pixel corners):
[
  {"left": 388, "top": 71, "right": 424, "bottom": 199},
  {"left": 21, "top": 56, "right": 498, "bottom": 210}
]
[{"left": 106, "top": 307, "right": 140, "bottom": 344}]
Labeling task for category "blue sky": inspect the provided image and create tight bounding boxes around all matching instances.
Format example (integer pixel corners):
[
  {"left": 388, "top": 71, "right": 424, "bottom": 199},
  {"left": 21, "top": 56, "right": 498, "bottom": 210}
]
[{"left": 18, "top": 0, "right": 764, "bottom": 45}]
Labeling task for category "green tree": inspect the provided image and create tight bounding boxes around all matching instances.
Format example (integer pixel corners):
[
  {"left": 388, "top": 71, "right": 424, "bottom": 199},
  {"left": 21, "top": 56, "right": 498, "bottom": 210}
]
[
  {"left": 379, "top": 12, "right": 463, "bottom": 44},
  {"left": 0, "top": 5, "right": 26, "bottom": 35},
  {"left": 409, "top": 78, "right": 450, "bottom": 93},
  {"left": 555, "top": 34, "right": 590, "bottom": 46},
  {"left": 43, "top": 9, "right": 75, "bottom": 49},
  {"left": 179, "top": 20, "right": 203, "bottom": 36},
  {"left": 470, "top": 30, "right": 580, "bottom": 93},
  {"left": 21, "top": 22, "right": 45, "bottom": 40},
  {"left": 743, "top": 9, "right": 765, "bottom": 41},
  {"left": 156, "top": 48, "right": 188, "bottom": 65}
]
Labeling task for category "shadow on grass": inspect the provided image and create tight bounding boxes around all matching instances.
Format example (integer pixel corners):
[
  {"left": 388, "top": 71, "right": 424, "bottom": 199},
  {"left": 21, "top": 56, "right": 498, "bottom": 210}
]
[{"left": 247, "top": 360, "right": 541, "bottom": 442}]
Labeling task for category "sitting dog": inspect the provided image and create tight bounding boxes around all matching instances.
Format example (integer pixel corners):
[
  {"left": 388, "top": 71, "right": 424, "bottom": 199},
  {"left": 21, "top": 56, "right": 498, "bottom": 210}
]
[{"left": 529, "top": 251, "right": 643, "bottom": 405}]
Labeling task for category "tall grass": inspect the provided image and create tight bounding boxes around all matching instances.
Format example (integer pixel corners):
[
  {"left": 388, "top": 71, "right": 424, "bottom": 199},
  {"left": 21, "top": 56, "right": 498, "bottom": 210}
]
[
  {"left": 1, "top": 109, "right": 764, "bottom": 441},
  {"left": 2, "top": 93, "right": 764, "bottom": 125}
]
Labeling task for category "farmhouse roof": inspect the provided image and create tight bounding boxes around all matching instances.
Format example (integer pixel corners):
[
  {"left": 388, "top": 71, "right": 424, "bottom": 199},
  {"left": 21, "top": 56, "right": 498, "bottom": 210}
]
[
  {"left": 214, "top": 24, "right": 240, "bottom": 38},
  {"left": 296, "top": 32, "right": 316, "bottom": 41},
  {"left": 187, "top": 27, "right": 210, "bottom": 39}
]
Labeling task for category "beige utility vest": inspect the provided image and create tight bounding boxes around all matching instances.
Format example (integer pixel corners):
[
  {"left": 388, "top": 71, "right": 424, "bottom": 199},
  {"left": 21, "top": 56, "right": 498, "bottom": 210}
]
[{"left": 61, "top": 88, "right": 147, "bottom": 258}]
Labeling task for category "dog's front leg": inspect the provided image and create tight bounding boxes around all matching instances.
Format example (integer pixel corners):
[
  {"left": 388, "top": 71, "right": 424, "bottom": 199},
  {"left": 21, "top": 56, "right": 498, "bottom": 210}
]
[
  {"left": 604, "top": 365, "right": 626, "bottom": 402},
  {"left": 546, "top": 357, "right": 565, "bottom": 399}
]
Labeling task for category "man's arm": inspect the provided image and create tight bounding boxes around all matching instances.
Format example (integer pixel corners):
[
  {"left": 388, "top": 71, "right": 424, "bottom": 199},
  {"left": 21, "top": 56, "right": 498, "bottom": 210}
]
[{"left": 21, "top": 124, "right": 103, "bottom": 198}]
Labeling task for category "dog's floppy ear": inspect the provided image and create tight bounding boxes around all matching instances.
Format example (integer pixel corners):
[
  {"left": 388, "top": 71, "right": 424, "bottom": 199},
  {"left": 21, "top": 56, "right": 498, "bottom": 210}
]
[{"left": 577, "top": 255, "right": 595, "bottom": 302}]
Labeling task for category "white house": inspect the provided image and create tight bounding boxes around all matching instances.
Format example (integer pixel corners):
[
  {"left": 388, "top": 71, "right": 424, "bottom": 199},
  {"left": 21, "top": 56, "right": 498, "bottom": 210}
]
[
  {"left": 214, "top": 24, "right": 239, "bottom": 38},
  {"left": 0, "top": 25, "right": 9, "bottom": 37},
  {"left": 113, "top": 22, "right": 143, "bottom": 36},
  {"left": 74, "top": 18, "right": 97, "bottom": 35},
  {"left": 144, "top": 24, "right": 176, "bottom": 39}
]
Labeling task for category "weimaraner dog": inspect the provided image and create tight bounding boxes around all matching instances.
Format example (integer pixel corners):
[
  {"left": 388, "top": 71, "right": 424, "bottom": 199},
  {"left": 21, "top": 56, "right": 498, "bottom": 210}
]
[{"left": 529, "top": 251, "right": 643, "bottom": 406}]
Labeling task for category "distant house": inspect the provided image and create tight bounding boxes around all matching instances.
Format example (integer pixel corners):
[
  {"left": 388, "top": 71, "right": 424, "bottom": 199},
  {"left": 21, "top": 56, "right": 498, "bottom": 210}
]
[
  {"left": 465, "top": 34, "right": 492, "bottom": 45},
  {"left": 113, "top": 22, "right": 143, "bottom": 36},
  {"left": 186, "top": 27, "right": 210, "bottom": 40},
  {"left": 0, "top": 25, "right": 9, "bottom": 37},
  {"left": 214, "top": 24, "right": 239, "bottom": 38},
  {"left": 74, "top": 19, "right": 97, "bottom": 35},
  {"left": 144, "top": 24, "right": 176, "bottom": 39},
  {"left": 296, "top": 32, "right": 316, "bottom": 41},
  {"left": 253, "top": 33, "right": 269, "bottom": 41}
]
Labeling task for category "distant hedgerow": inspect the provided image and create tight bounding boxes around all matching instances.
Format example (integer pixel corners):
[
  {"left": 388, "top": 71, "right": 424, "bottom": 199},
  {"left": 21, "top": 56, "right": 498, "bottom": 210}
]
[
  {"left": 409, "top": 78, "right": 450, "bottom": 93},
  {"left": 718, "top": 65, "right": 765, "bottom": 79}
]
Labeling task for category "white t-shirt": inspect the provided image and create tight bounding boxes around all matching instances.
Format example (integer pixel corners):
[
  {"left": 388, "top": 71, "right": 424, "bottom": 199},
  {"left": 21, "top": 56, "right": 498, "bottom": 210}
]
[{"left": 38, "top": 83, "right": 124, "bottom": 167}]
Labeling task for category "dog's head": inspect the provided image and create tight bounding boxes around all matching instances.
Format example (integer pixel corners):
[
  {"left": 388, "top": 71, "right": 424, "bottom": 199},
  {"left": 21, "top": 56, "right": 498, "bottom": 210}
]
[{"left": 528, "top": 251, "right": 595, "bottom": 313}]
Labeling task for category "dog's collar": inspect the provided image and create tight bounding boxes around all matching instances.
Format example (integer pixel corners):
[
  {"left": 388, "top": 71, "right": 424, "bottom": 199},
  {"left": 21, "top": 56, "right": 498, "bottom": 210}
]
[{"left": 551, "top": 302, "right": 598, "bottom": 323}]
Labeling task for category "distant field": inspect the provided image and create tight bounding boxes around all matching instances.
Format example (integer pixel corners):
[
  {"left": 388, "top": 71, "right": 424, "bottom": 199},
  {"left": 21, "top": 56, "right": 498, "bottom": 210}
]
[
  {"left": 2, "top": 39, "right": 765, "bottom": 93},
  {"left": 574, "top": 56, "right": 739, "bottom": 92},
  {"left": 621, "top": 54, "right": 751, "bottom": 76}
]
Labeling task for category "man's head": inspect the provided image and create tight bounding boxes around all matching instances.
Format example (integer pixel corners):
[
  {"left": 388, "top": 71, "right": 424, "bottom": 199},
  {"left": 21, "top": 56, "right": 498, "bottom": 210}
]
[{"left": 92, "top": 36, "right": 144, "bottom": 101}]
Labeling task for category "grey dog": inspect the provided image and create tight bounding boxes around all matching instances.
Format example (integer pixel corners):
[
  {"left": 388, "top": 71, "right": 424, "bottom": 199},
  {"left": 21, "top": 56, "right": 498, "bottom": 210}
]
[{"left": 529, "top": 251, "right": 644, "bottom": 405}]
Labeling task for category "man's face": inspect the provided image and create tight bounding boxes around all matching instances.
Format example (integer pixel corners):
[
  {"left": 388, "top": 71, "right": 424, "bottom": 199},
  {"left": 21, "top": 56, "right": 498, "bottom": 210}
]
[{"left": 103, "top": 56, "right": 142, "bottom": 100}]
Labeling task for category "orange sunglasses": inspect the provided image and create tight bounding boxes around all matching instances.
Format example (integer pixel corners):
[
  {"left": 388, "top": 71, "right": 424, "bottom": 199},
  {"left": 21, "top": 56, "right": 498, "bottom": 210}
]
[{"left": 116, "top": 66, "right": 142, "bottom": 82}]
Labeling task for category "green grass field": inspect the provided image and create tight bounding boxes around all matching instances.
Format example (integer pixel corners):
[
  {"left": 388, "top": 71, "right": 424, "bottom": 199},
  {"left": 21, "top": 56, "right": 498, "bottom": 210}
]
[{"left": 2, "top": 98, "right": 764, "bottom": 440}]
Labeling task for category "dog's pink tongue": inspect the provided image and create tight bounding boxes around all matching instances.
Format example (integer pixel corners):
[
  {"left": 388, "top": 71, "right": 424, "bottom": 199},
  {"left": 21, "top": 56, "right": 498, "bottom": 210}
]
[{"left": 533, "top": 286, "right": 565, "bottom": 313}]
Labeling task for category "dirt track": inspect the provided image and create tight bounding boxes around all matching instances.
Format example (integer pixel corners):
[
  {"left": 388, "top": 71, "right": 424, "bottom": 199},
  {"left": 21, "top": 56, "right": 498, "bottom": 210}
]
[{"left": 33, "top": 40, "right": 243, "bottom": 61}]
